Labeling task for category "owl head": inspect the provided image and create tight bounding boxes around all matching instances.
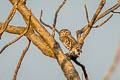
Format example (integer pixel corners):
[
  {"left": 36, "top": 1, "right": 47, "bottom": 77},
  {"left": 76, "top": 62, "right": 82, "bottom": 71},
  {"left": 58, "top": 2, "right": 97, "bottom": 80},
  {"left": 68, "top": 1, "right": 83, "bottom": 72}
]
[{"left": 59, "top": 29, "right": 71, "bottom": 37}]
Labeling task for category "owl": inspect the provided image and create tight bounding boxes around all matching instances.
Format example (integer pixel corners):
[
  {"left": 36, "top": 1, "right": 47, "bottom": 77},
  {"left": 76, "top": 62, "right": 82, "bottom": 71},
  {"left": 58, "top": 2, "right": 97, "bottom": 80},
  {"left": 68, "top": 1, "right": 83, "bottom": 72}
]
[{"left": 59, "top": 29, "right": 82, "bottom": 58}]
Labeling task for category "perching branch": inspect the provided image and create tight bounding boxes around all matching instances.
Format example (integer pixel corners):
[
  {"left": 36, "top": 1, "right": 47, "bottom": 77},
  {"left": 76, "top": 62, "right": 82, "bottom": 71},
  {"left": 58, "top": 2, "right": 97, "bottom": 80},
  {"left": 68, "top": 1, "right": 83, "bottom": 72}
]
[
  {"left": 13, "top": 39, "right": 31, "bottom": 80},
  {"left": 54, "top": 42, "right": 81, "bottom": 80}
]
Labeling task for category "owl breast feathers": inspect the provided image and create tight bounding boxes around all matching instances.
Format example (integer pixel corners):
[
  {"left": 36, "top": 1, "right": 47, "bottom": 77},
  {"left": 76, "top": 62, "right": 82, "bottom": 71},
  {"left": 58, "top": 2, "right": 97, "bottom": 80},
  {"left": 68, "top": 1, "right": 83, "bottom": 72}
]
[{"left": 59, "top": 29, "right": 82, "bottom": 57}]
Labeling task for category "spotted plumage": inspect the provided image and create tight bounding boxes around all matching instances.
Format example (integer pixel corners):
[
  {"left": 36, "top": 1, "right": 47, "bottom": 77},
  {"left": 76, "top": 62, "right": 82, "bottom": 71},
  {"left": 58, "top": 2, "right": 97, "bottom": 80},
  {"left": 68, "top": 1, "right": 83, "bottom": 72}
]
[{"left": 59, "top": 29, "right": 82, "bottom": 57}]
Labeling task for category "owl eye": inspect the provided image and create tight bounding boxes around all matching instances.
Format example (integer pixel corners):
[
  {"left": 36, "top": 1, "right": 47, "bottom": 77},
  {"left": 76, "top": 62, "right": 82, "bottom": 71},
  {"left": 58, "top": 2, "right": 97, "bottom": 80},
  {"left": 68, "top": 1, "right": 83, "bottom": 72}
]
[
  {"left": 77, "top": 49, "right": 80, "bottom": 52},
  {"left": 65, "top": 31, "right": 71, "bottom": 35},
  {"left": 65, "top": 32, "right": 68, "bottom": 35},
  {"left": 77, "top": 48, "right": 82, "bottom": 53}
]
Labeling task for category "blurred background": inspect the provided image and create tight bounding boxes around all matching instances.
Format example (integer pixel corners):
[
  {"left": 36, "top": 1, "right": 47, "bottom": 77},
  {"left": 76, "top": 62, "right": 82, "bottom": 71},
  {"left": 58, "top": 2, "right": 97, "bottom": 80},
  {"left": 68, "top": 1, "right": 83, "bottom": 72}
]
[{"left": 0, "top": 0, "right": 120, "bottom": 80}]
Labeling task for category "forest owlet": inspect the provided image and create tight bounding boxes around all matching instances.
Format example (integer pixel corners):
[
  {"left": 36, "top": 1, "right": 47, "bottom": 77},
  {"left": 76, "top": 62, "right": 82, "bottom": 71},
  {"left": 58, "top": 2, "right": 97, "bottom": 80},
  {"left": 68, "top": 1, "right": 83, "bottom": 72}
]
[{"left": 59, "top": 29, "right": 82, "bottom": 57}]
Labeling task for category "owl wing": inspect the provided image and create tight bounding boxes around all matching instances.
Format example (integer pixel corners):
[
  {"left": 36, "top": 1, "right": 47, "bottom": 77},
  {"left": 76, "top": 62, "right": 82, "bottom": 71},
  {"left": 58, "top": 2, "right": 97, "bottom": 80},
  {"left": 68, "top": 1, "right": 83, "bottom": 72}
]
[{"left": 59, "top": 36, "right": 77, "bottom": 51}]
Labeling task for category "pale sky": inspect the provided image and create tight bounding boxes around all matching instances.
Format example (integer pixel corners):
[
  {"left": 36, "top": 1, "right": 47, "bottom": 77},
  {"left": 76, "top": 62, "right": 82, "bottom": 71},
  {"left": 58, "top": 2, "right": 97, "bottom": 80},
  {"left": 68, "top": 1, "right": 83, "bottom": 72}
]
[{"left": 0, "top": 0, "right": 120, "bottom": 80}]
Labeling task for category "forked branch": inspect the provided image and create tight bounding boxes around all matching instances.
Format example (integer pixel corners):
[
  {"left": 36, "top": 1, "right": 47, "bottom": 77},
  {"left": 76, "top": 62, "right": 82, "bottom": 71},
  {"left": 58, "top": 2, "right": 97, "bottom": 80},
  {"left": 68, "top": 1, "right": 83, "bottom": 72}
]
[
  {"left": 0, "top": 0, "right": 20, "bottom": 39},
  {"left": 96, "top": 3, "right": 120, "bottom": 22},
  {"left": 0, "top": 9, "right": 32, "bottom": 54},
  {"left": 80, "top": 3, "right": 120, "bottom": 35},
  {"left": 77, "top": 0, "right": 106, "bottom": 45},
  {"left": 89, "top": 0, "right": 106, "bottom": 27},
  {"left": 40, "top": 10, "right": 59, "bottom": 34},
  {"left": 93, "top": 14, "right": 113, "bottom": 28},
  {"left": 39, "top": 0, "right": 67, "bottom": 36}
]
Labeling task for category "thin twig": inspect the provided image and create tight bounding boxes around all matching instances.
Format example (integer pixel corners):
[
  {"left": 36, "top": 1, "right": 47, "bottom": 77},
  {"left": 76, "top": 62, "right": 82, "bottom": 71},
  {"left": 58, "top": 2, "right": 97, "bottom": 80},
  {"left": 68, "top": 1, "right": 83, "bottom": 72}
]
[
  {"left": 93, "top": 14, "right": 113, "bottom": 28},
  {"left": 0, "top": 9, "right": 32, "bottom": 54},
  {"left": 39, "top": 10, "right": 59, "bottom": 34},
  {"left": 52, "top": 0, "right": 67, "bottom": 38},
  {"left": 111, "top": 11, "right": 120, "bottom": 14},
  {"left": 89, "top": 0, "right": 106, "bottom": 27},
  {"left": 0, "top": 0, "right": 20, "bottom": 39},
  {"left": 96, "top": 3, "right": 120, "bottom": 22},
  {"left": 78, "top": 0, "right": 106, "bottom": 44},
  {"left": 84, "top": 4, "right": 89, "bottom": 23},
  {"left": 77, "top": 1, "right": 119, "bottom": 45},
  {"left": 80, "top": 3, "right": 120, "bottom": 34},
  {"left": 71, "top": 57, "right": 89, "bottom": 80},
  {"left": 103, "top": 43, "right": 120, "bottom": 80},
  {"left": 12, "top": 39, "right": 31, "bottom": 80}
]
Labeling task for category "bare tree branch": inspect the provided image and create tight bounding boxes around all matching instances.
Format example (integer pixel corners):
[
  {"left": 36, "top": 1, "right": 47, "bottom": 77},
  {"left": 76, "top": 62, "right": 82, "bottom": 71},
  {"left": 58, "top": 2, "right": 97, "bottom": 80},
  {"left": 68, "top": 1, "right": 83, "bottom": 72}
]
[
  {"left": 9, "top": 0, "right": 56, "bottom": 53},
  {"left": 103, "top": 43, "right": 120, "bottom": 80},
  {"left": 81, "top": 3, "right": 120, "bottom": 35},
  {"left": 8, "top": 1, "right": 82, "bottom": 79},
  {"left": 52, "top": 0, "right": 67, "bottom": 38},
  {"left": 96, "top": 3, "right": 120, "bottom": 22},
  {"left": 40, "top": 10, "right": 59, "bottom": 34},
  {"left": 54, "top": 42, "right": 81, "bottom": 80},
  {"left": 0, "top": 22, "right": 56, "bottom": 58},
  {"left": 111, "top": 11, "right": 120, "bottom": 14},
  {"left": 0, "top": 0, "right": 20, "bottom": 39},
  {"left": 89, "top": 0, "right": 106, "bottom": 27},
  {"left": 71, "top": 57, "right": 89, "bottom": 80},
  {"left": 0, "top": 22, "right": 25, "bottom": 34},
  {"left": 93, "top": 14, "right": 113, "bottom": 28},
  {"left": 77, "top": 0, "right": 106, "bottom": 46},
  {"left": 84, "top": 4, "right": 89, "bottom": 23},
  {"left": 13, "top": 39, "right": 31, "bottom": 80},
  {"left": 0, "top": 9, "right": 32, "bottom": 54}
]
